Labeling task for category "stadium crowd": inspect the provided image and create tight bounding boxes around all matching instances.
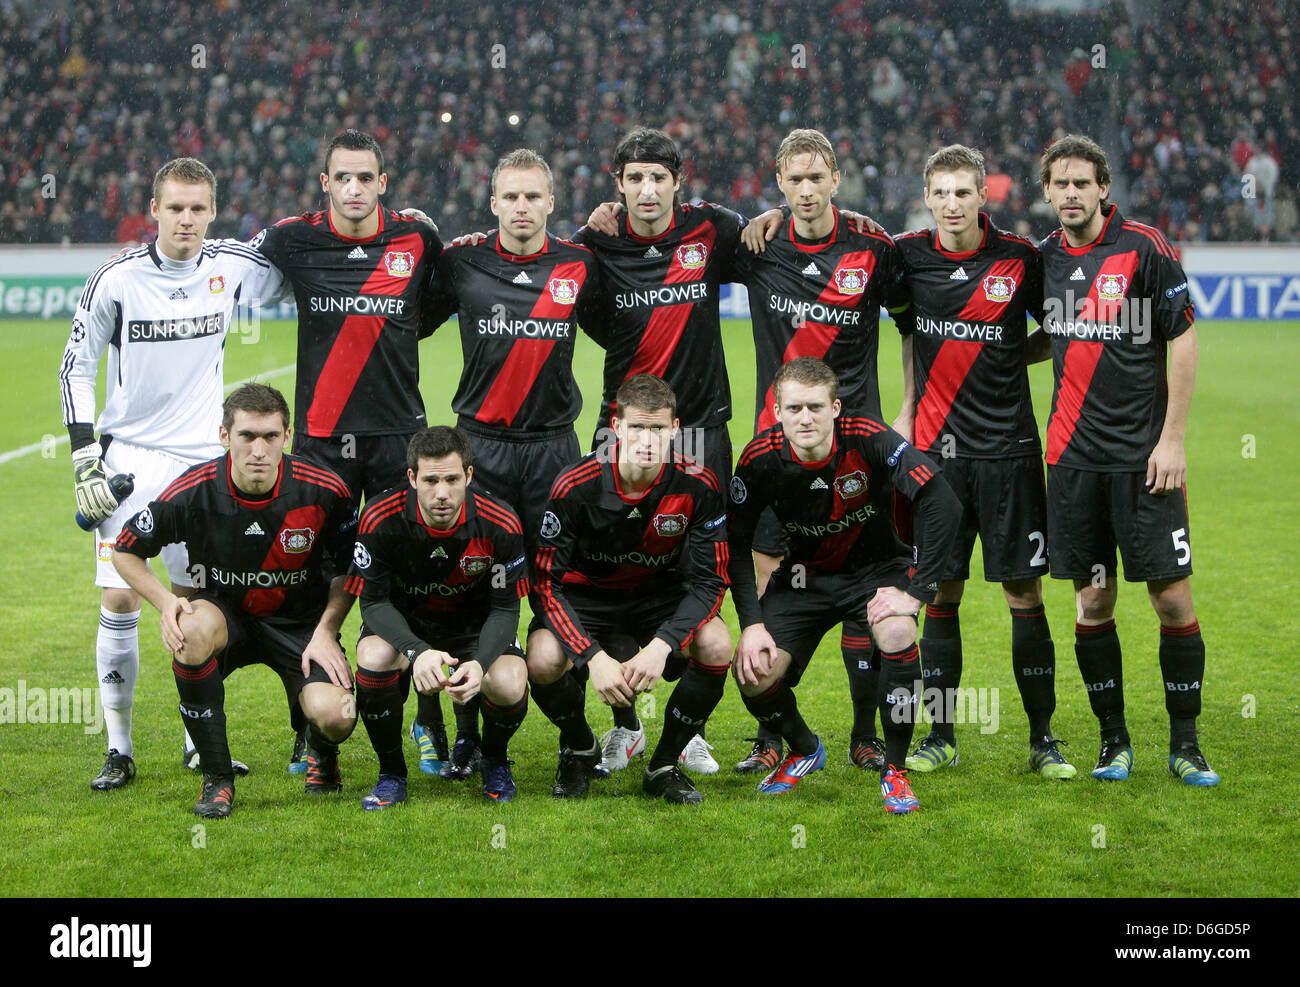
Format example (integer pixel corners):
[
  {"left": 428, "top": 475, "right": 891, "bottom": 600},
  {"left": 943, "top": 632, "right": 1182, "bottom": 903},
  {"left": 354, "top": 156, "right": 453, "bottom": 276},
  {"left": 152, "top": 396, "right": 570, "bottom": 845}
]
[{"left": 1, "top": 0, "right": 1294, "bottom": 244}]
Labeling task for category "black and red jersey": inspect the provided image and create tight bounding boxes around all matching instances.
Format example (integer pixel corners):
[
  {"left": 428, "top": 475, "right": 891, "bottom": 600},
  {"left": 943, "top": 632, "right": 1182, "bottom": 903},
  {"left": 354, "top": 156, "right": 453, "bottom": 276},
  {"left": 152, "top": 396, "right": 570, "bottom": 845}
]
[
  {"left": 252, "top": 208, "right": 442, "bottom": 439},
  {"left": 730, "top": 208, "right": 909, "bottom": 432},
  {"left": 345, "top": 487, "right": 527, "bottom": 663},
  {"left": 423, "top": 233, "right": 603, "bottom": 432},
  {"left": 573, "top": 203, "right": 744, "bottom": 429},
  {"left": 534, "top": 451, "right": 730, "bottom": 666},
  {"left": 728, "top": 416, "right": 959, "bottom": 625},
  {"left": 1039, "top": 205, "right": 1194, "bottom": 471},
  {"left": 894, "top": 214, "right": 1044, "bottom": 459},
  {"left": 115, "top": 454, "right": 355, "bottom": 622}
]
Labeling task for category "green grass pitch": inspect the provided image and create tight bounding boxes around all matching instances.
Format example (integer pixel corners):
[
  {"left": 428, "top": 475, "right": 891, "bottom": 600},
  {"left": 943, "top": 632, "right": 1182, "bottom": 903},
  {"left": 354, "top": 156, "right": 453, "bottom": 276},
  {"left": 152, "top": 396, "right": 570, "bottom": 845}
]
[{"left": 1, "top": 315, "right": 1296, "bottom": 897}]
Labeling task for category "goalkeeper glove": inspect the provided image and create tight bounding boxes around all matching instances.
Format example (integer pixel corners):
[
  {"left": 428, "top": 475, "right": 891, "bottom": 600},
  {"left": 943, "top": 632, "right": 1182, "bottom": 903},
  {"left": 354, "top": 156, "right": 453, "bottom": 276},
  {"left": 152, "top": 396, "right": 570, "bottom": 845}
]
[{"left": 72, "top": 442, "right": 121, "bottom": 526}]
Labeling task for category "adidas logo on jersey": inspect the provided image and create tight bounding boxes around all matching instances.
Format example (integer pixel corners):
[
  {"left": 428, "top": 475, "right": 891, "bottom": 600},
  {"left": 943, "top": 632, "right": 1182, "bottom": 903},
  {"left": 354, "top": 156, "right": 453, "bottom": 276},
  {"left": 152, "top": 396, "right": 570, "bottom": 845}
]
[
  {"left": 949, "top": 267, "right": 969, "bottom": 281},
  {"left": 1070, "top": 267, "right": 1086, "bottom": 281},
  {"left": 643, "top": 246, "right": 662, "bottom": 259},
  {"left": 169, "top": 288, "right": 188, "bottom": 300},
  {"left": 802, "top": 262, "right": 820, "bottom": 277},
  {"left": 809, "top": 477, "right": 828, "bottom": 490},
  {"left": 628, "top": 508, "right": 641, "bottom": 518},
  {"left": 430, "top": 546, "right": 447, "bottom": 559},
  {"left": 244, "top": 522, "right": 265, "bottom": 536},
  {"left": 348, "top": 246, "right": 367, "bottom": 260},
  {"left": 513, "top": 270, "right": 532, "bottom": 285}
]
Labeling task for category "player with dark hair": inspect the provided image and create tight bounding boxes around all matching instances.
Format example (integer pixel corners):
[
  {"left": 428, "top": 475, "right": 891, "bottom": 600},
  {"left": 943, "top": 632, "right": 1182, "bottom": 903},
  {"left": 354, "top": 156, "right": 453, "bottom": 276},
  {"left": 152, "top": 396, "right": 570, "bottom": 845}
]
[
  {"left": 728, "top": 358, "right": 960, "bottom": 812},
  {"left": 347, "top": 427, "right": 530, "bottom": 807},
  {"left": 1035, "top": 134, "right": 1217, "bottom": 786},
  {"left": 890, "top": 144, "right": 1074, "bottom": 778},
  {"left": 730, "top": 128, "right": 911, "bottom": 776},
  {"left": 111, "top": 383, "right": 358, "bottom": 818},
  {"left": 529, "top": 374, "right": 732, "bottom": 804},
  {"left": 59, "top": 156, "right": 286, "bottom": 789},
  {"left": 421, "top": 148, "right": 604, "bottom": 779},
  {"left": 252, "top": 129, "right": 453, "bottom": 776}
]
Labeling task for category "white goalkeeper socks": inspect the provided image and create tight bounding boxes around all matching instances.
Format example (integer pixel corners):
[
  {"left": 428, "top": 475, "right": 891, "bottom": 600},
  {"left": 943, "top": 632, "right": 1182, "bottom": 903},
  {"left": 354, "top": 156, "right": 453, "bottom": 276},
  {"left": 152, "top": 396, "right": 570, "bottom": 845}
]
[{"left": 97, "top": 606, "right": 140, "bottom": 757}]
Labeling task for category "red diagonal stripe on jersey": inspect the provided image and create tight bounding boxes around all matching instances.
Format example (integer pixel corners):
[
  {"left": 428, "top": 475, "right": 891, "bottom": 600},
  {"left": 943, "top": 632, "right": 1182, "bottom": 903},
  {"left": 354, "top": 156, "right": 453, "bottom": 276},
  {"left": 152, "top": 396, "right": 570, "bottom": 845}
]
[
  {"left": 307, "top": 232, "right": 427, "bottom": 436},
  {"left": 627, "top": 304, "right": 693, "bottom": 379},
  {"left": 915, "top": 340, "right": 982, "bottom": 450},
  {"left": 474, "top": 261, "right": 589, "bottom": 425},
  {"left": 816, "top": 250, "right": 878, "bottom": 306},
  {"left": 242, "top": 504, "right": 327, "bottom": 617},
  {"left": 958, "top": 258, "right": 1026, "bottom": 323},
  {"left": 1046, "top": 251, "right": 1141, "bottom": 463}
]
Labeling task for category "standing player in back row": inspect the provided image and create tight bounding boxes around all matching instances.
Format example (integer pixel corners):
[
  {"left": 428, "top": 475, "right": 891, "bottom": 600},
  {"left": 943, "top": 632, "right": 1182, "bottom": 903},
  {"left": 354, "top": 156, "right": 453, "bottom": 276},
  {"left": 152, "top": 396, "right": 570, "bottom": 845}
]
[
  {"left": 1035, "top": 134, "right": 1217, "bottom": 786},
  {"left": 732, "top": 128, "right": 912, "bottom": 776},
  {"left": 59, "top": 157, "right": 286, "bottom": 790},
  {"left": 891, "top": 145, "right": 1074, "bottom": 779},
  {"left": 422, "top": 149, "right": 604, "bottom": 777},
  {"left": 253, "top": 130, "right": 451, "bottom": 774}
]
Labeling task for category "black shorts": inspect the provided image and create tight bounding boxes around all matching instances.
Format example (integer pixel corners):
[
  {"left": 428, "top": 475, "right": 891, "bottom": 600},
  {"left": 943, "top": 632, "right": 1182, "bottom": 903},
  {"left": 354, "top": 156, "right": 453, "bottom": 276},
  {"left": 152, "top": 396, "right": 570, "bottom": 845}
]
[
  {"left": 460, "top": 419, "right": 580, "bottom": 551},
  {"left": 761, "top": 563, "right": 911, "bottom": 687},
  {"left": 358, "top": 619, "right": 524, "bottom": 665},
  {"left": 528, "top": 584, "right": 690, "bottom": 659},
  {"left": 197, "top": 592, "right": 344, "bottom": 694},
  {"left": 293, "top": 432, "right": 411, "bottom": 505},
  {"left": 1047, "top": 466, "right": 1193, "bottom": 582},
  {"left": 926, "top": 455, "right": 1049, "bottom": 583}
]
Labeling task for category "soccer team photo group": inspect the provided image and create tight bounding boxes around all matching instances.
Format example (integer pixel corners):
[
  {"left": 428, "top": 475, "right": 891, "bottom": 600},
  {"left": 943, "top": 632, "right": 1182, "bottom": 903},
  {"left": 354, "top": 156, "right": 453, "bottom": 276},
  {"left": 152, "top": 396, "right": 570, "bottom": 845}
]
[{"left": 3, "top": 1, "right": 1296, "bottom": 911}]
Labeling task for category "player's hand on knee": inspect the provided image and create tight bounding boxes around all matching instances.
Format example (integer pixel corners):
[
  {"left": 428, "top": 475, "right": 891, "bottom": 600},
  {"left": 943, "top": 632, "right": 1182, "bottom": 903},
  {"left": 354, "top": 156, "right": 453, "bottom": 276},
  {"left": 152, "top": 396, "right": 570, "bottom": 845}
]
[
  {"left": 867, "top": 587, "right": 922, "bottom": 625},
  {"left": 586, "top": 201, "right": 624, "bottom": 235},
  {"left": 445, "top": 659, "right": 483, "bottom": 704},
  {"left": 734, "top": 624, "right": 777, "bottom": 687},
  {"left": 412, "top": 649, "right": 456, "bottom": 694},
  {"left": 72, "top": 443, "right": 120, "bottom": 525},
  {"left": 625, "top": 640, "right": 670, "bottom": 693},
  {"left": 161, "top": 594, "right": 193, "bottom": 655},
  {"left": 451, "top": 230, "right": 489, "bottom": 247},
  {"left": 589, "top": 651, "right": 635, "bottom": 707},
  {"left": 302, "top": 626, "right": 353, "bottom": 689},
  {"left": 741, "top": 209, "right": 783, "bottom": 253}
]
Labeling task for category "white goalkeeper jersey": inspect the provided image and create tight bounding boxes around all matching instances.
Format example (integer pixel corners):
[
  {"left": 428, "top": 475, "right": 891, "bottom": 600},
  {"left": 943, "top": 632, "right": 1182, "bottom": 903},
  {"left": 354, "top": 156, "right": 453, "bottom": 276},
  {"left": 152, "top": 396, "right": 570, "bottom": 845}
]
[{"left": 58, "top": 238, "right": 285, "bottom": 460}]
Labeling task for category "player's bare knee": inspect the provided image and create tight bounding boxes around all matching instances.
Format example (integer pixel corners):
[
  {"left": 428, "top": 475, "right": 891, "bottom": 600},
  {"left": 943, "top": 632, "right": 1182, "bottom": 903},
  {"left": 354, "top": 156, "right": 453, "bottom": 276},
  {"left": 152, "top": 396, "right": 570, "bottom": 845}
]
[
  {"left": 1148, "top": 577, "right": 1195, "bottom": 626},
  {"left": 1002, "top": 578, "right": 1042, "bottom": 610},
  {"left": 1075, "top": 582, "right": 1117, "bottom": 623},
  {"left": 356, "top": 633, "right": 401, "bottom": 671},
  {"left": 302, "top": 683, "right": 356, "bottom": 742},
  {"left": 484, "top": 654, "right": 528, "bottom": 704},
  {"left": 871, "top": 615, "right": 917, "bottom": 654},
  {"left": 690, "top": 618, "right": 732, "bottom": 668},
  {"left": 101, "top": 587, "right": 141, "bottom": 614},
  {"left": 525, "top": 629, "right": 567, "bottom": 684}
]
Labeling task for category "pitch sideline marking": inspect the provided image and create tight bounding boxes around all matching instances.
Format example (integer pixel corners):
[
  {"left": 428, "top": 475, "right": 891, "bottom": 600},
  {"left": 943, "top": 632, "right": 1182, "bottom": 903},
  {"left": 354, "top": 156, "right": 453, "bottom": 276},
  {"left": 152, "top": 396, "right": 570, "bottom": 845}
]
[{"left": 0, "top": 363, "right": 296, "bottom": 465}]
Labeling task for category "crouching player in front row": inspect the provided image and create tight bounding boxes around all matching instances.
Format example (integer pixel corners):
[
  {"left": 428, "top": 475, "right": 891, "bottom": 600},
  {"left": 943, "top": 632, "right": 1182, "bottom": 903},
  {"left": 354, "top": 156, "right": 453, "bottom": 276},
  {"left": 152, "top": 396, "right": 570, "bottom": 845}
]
[
  {"left": 727, "top": 358, "right": 961, "bottom": 812},
  {"left": 112, "top": 384, "right": 358, "bottom": 818},
  {"left": 347, "top": 427, "right": 530, "bottom": 807},
  {"left": 529, "top": 374, "right": 733, "bottom": 805}
]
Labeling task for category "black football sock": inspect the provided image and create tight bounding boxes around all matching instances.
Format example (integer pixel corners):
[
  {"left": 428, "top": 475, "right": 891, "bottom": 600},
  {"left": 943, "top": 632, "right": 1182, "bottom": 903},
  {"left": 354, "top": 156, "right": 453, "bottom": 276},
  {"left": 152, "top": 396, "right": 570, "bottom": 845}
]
[
  {"left": 283, "top": 673, "right": 306, "bottom": 733},
  {"left": 1075, "top": 620, "right": 1128, "bottom": 744},
  {"left": 878, "top": 644, "right": 921, "bottom": 770},
  {"left": 919, "top": 604, "right": 961, "bottom": 746},
  {"left": 306, "top": 721, "right": 339, "bottom": 758},
  {"left": 481, "top": 689, "right": 529, "bottom": 759},
  {"left": 453, "top": 692, "right": 482, "bottom": 742},
  {"left": 842, "top": 630, "right": 880, "bottom": 739},
  {"left": 612, "top": 703, "right": 641, "bottom": 732},
  {"left": 1159, "top": 620, "right": 1205, "bottom": 751},
  {"left": 415, "top": 686, "right": 446, "bottom": 731},
  {"left": 1010, "top": 605, "right": 1057, "bottom": 743},
  {"left": 755, "top": 723, "right": 782, "bottom": 747},
  {"left": 740, "top": 680, "right": 816, "bottom": 756},
  {"left": 530, "top": 672, "right": 596, "bottom": 752},
  {"left": 173, "top": 656, "right": 231, "bottom": 776},
  {"left": 356, "top": 667, "right": 406, "bottom": 777},
  {"left": 650, "top": 659, "right": 728, "bottom": 770}
]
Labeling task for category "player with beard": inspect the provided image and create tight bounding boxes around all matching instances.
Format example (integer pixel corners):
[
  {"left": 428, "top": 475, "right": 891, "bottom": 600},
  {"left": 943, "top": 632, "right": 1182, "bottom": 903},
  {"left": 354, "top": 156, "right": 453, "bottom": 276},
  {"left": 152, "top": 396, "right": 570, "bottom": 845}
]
[
  {"left": 728, "top": 358, "right": 960, "bottom": 812},
  {"left": 890, "top": 145, "right": 1073, "bottom": 779},
  {"left": 1035, "top": 135, "right": 1216, "bottom": 786}
]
